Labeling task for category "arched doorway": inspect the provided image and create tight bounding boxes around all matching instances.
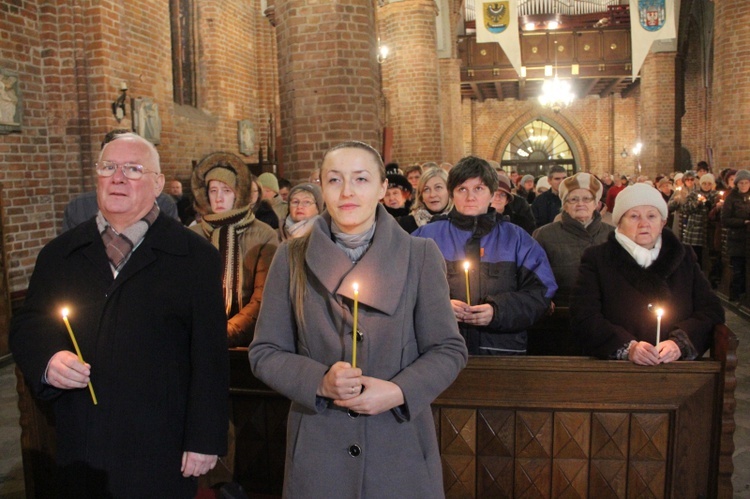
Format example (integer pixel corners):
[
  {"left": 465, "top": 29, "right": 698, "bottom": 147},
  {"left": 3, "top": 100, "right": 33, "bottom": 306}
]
[{"left": 500, "top": 119, "right": 578, "bottom": 177}]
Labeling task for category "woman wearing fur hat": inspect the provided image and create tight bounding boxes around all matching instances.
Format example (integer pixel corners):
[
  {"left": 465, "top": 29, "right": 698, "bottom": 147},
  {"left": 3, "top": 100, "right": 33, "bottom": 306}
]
[
  {"left": 533, "top": 172, "right": 614, "bottom": 308},
  {"left": 397, "top": 167, "right": 452, "bottom": 234},
  {"left": 571, "top": 184, "right": 724, "bottom": 365},
  {"left": 191, "top": 152, "right": 278, "bottom": 347},
  {"left": 280, "top": 182, "right": 323, "bottom": 241},
  {"left": 720, "top": 169, "right": 750, "bottom": 301},
  {"left": 682, "top": 173, "right": 720, "bottom": 263}
]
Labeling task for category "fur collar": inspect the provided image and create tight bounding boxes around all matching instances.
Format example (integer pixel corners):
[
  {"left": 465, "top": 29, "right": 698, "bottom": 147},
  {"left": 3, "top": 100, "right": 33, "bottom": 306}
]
[{"left": 603, "top": 228, "right": 687, "bottom": 301}]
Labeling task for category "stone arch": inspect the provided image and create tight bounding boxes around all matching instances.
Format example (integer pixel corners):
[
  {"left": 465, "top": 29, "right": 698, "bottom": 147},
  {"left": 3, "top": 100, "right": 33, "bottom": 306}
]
[{"left": 488, "top": 108, "right": 593, "bottom": 172}]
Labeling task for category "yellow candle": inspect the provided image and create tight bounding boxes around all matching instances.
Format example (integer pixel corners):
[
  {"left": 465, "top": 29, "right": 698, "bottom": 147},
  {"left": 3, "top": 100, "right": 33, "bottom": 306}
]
[
  {"left": 464, "top": 261, "right": 471, "bottom": 306},
  {"left": 655, "top": 308, "right": 664, "bottom": 345},
  {"left": 352, "top": 283, "right": 359, "bottom": 369},
  {"left": 61, "top": 308, "right": 98, "bottom": 405}
]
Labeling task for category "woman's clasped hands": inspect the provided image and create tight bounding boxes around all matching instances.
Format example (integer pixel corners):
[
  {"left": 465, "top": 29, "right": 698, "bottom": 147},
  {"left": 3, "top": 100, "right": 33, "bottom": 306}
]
[
  {"left": 317, "top": 361, "right": 405, "bottom": 416},
  {"left": 628, "top": 339, "right": 682, "bottom": 365}
]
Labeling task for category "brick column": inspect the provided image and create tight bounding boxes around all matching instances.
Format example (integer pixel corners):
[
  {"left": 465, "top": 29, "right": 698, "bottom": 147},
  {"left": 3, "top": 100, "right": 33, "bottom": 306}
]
[
  {"left": 379, "top": 0, "right": 442, "bottom": 165},
  {"left": 638, "top": 51, "right": 678, "bottom": 178},
  {"left": 274, "top": 0, "right": 381, "bottom": 181},
  {"left": 712, "top": 0, "right": 750, "bottom": 170}
]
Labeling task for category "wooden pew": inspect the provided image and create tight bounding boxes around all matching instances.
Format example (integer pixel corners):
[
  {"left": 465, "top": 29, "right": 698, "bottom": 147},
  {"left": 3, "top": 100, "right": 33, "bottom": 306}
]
[{"left": 15, "top": 326, "right": 738, "bottom": 498}]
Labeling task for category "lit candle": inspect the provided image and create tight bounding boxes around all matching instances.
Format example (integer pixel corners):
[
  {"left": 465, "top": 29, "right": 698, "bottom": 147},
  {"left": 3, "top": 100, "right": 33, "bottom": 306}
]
[
  {"left": 61, "top": 308, "right": 98, "bottom": 405},
  {"left": 352, "top": 283, "right": 359, "bottom": 369},
  {"left": 463, "top": 261, "right": 471, "bottom": 306},
  {"left": 655, "top": 308, "right": 664, "bottom": 346}
]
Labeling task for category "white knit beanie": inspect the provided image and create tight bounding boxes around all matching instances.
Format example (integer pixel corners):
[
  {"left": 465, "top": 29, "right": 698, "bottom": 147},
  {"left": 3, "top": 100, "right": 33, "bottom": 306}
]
[
  {"left": 735, "top": 170, "right": 750, "bottom": 184},
  {"left": 699, "top": 173, "right": 715, "bottom": 186},
  {"left": 611, "top": 183, "right": 668, "bottom": 225}
]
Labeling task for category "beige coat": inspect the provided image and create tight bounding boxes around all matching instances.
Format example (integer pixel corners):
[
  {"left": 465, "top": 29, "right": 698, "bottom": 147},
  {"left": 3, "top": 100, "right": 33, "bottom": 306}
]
[
  {"left": 249, "top": 206, "right": 467, "bottom": 498},
  {"left": 191, "top": 220, "right": 277, "bottom": 346}
]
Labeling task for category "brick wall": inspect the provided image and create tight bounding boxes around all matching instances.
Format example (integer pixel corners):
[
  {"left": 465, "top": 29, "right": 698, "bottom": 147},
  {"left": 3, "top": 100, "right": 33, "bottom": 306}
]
[
  {"left": 680, "top": 18, "right": 708, "bottom": 170},
  {"left": 438, "top": 58, "right": 463, "bottom": 165},
  {"left": 0, "top": 0, "right": 277, "bottom": 292},
  {"left": 275, "top": 0, "right": 380, "bottom": 182},
  {"left": 712, "top": 0, "right": 750, "bottom": 172},
  {"left": 463, "top": 93, "right": 639, "bottom": 178},
  {"left": 379, "top": 0, "right": 442, "bottom": 165},
  {"left": 638, "top": 51, "right": 678, "bottom": 179}
]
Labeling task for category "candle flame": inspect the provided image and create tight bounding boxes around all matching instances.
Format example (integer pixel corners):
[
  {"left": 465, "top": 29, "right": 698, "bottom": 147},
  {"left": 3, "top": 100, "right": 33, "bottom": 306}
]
[
  {"left": 353, "top": 283, "right": 359, "bottom": 293},
  {"left": 463, "top": 261, "right": 470, "bottom": 271},
  {"left": 61, "top": 307, "right": 69, "bottom": 318},
  {"left": 656, "top": 308, "right": 664, "bottom": 318}
]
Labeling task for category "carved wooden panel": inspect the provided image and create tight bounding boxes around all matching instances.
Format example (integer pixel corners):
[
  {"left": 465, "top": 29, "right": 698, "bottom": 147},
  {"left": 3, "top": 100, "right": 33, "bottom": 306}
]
[
  {"left": 478, "top": 409, "right": 514, "bottom": 497},
  {"left": 442, "top": 408, "right": 477, "bottom": 497},
  {"left": 628, "top": 413, "right": 668, "bottom": 498},
  {"left": 575, "top": 31, "right": 602, "bottom": 63},
  {"left": 590, "top": 412, "right": 629, "bottom": 498},
  {"left": 522, "top": 33, "right": 549, "bottom": 65},
  {"left": 515, "top": 411, "right": 552, "bottom": 497},
  {"left": 552, "top": 412, "right": 590, "bottom": 498},
  {"left": 552, "top": 33, "right": 576, "bottom": 65},
  {"left": 602, "top": 30, "right": 631, "bottom": 61},
  {"left": 473, "top": 42, "right": 498, "bottom": 67}
]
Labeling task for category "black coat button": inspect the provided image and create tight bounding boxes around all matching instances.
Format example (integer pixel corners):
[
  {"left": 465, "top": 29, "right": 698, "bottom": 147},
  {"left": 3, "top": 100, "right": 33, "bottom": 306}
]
[
  {"left": 347, "top": 409, "right": 359, "bottom": 419},
  {"left": 348, "top": 444, "right": 361, "bottom": 457},
  {"left": 351, "top": 330, "right": 363, "bottom": 342}
]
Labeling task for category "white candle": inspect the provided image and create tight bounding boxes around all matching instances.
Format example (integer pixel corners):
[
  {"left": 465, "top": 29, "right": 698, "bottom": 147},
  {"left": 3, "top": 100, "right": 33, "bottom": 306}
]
[{"left": 655, "top": 308, "right": 664, "bottom": 345}]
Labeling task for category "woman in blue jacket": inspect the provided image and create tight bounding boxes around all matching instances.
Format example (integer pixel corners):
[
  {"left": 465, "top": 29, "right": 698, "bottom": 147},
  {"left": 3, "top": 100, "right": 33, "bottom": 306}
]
[{"left": 414, "top": 156, "right": 557, "bottom": 355}]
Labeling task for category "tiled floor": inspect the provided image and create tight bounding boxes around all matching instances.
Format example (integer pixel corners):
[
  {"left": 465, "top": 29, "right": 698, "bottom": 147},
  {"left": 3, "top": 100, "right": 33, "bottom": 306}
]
[{"left": 0, "top": 307, "right": 747, "bottom": 498}]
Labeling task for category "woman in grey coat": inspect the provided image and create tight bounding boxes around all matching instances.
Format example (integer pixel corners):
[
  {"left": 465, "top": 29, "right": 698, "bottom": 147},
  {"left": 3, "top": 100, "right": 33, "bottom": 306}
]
[{"left": 249, "top": 141, "right": 468, "bottom": 498}]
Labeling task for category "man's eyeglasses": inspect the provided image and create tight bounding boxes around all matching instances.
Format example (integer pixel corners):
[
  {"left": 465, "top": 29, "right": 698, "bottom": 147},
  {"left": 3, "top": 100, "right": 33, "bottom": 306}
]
[
  {"left": 290, "top": 200, "right": 315, "bottom": 208},
  {"left": 96, "top": 161, "right": 158, "bottom": 180},
  {"left": 566, "top": 196, "right": 595, "bottom": 204}
]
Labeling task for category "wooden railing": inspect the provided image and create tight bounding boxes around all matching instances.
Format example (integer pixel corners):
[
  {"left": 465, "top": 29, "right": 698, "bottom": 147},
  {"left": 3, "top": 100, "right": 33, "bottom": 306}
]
[{"left": 15, "top": 325, "right": 737, "bottom": 498}]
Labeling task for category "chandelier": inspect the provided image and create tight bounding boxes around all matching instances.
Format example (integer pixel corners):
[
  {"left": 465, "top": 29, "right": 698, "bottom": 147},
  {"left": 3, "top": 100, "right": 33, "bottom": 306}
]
[{"left": 538, "top": 39, "right": 575, "bottom": 112}]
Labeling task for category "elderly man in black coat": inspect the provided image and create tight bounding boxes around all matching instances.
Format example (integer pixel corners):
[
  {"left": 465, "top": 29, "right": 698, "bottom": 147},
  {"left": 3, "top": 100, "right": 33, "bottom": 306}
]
[{"left": 10, "top": 132, "right": 229, "bottom": 497}]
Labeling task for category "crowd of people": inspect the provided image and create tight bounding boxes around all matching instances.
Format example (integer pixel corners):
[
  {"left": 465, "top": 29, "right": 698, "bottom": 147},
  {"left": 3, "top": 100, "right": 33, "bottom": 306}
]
[{"left": 9, "top": 131, "right": 732, "bottom": 497}]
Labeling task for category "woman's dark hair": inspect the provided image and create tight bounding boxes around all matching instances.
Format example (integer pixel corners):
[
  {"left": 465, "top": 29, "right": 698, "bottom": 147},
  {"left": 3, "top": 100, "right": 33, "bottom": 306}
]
[{"left": 447, "top": 156, "right": 499, "bottom": 196}]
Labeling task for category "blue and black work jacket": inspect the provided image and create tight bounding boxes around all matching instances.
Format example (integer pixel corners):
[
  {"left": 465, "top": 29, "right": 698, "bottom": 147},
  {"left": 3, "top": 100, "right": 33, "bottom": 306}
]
[{"left": 414, "top": 208, "right": 557, "bottom": 355}]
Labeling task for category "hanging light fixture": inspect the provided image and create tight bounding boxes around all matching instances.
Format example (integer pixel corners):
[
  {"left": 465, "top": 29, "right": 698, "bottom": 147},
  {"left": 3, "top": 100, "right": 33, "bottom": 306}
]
[{"left": 538, "top": 39, "right": 575, "bottom": 113}]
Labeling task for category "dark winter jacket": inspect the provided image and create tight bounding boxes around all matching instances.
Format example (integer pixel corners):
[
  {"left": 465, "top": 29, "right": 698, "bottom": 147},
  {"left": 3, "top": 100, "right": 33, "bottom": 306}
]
[
  {"left": 498, "top": 194, "right": 536, "bottom": 234},
  {"left": 720, "top": 188, "right": 750, "bottom": 257},
  {"left": 10, "top": 214, "right": 229, "bottom": 497},
  {"left": 570, "top": 229, "right": 724, "bottom": 359},
  {"left": 531, "top": 189, "right": 562, "bottom": 227},
  {"left": 414, "top": 208, "right": 557, "bottom": 355},
  {"left": 533, "top": 210, "right": 614, "bottom": 307}
]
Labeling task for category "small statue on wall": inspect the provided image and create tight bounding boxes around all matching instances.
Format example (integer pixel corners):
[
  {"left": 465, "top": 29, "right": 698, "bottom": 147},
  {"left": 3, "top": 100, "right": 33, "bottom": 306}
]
[
  {"left": 238, "top": 120, "right": 255, "bottom": 156},
  {"left": 133, "top": 97, "right": 162, "bottom": 145},
  {"left": 0, "top": 69, "right": 21, "bottom": 134}
]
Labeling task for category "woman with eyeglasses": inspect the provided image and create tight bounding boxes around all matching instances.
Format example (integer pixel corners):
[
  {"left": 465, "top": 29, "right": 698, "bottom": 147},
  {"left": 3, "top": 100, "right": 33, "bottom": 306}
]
[
  {"left": 191, "top": 152, "right": 278, "bottom": 348},
  {"left": 533, "top": 173, "right": 614, "bottom": 309},
  {"left": 279, "top": 183, "right": 323, "bottom": 240}
]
